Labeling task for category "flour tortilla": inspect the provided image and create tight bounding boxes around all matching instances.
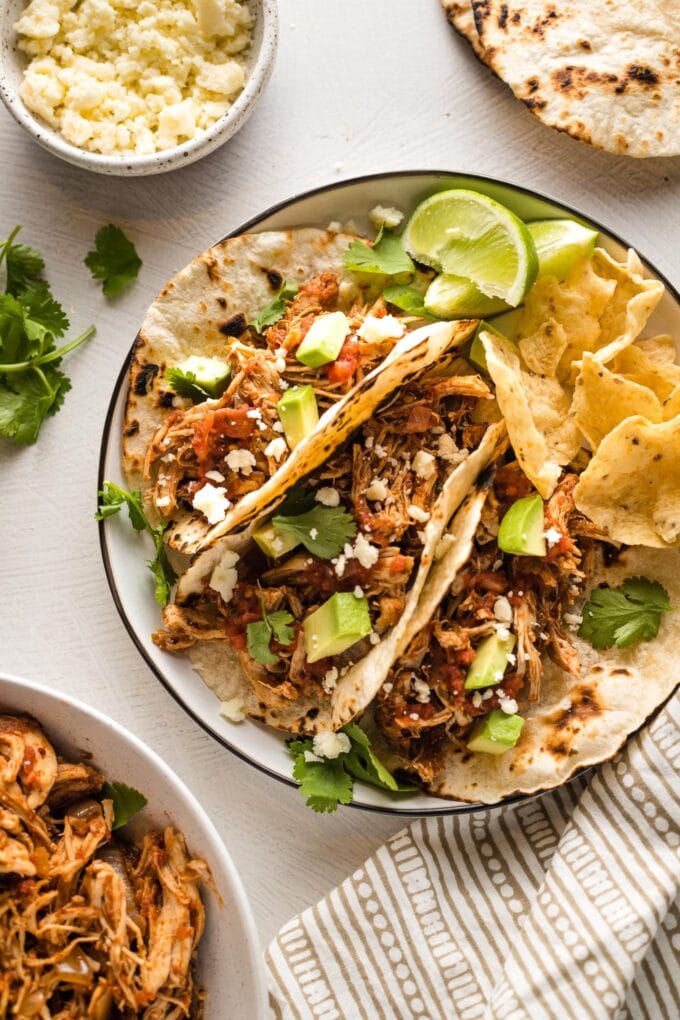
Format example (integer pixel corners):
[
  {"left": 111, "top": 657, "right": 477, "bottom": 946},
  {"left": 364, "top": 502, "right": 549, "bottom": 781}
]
[
  {"left": 447, "top": 1, "right": 680, "bottom": 158},
  {"left": 175, "top": 420, "right": 508, "bottom": 736},
  {"left": 428, "top": 546, "right": 680, "bottom": 802}
]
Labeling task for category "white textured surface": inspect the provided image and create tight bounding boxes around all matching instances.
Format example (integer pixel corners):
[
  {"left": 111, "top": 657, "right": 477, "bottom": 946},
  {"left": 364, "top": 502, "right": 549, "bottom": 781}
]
[{"left": 1, "top": 0, "right": 680, "bottom": 952}]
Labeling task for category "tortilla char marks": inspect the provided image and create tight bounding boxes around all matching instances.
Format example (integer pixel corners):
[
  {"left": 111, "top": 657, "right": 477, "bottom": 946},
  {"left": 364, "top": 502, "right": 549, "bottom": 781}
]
[
  {"left": 124, "top": 419, "right": 139, "bottom": 437},
  {"left": 471, "top": 0, "right": 490, "bottom": 38},
  {"left": 133, "top": 362, "right": 160, "bottom": 396},
  {"left": 552, "top": 65, "right": 620, "bottom": 96},
  {"left": 200, "top": 251, "right": 221, "bottom": 283},
  {"left": 528, "top": 7, "right": 558, "bottom": 36},
  {"left": 545, "top": 684, "right": 602, "bottom": 757},
  {"left": 615, "top": 65, "right": 661, "bottom": 94},
  {"left": 263, "top": 267, "right": 284, "bottom": 291},
  {"left": 158, "top": 390, "right": 175, "bottom": 408},
  {"left": 219, "top": 312, "right": 247, "bottom": 338}
]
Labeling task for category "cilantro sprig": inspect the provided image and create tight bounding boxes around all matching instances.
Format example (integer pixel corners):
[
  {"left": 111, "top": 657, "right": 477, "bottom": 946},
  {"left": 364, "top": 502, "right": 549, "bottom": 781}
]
[
  {"left": 85, "top": 224, "right": 142, "bottom": 297},
  {"left": 383, "top": 284, "right": 434, "bottom": 318},
  {"left": 271, "top": 504, "right": 357, "bottom": 560},
  {"left": 102, "top": 781, "right": 148, "bottom": 830},
  {"left": 288, "top": 722, "right": 416, "bottom": 813},
  {"left": 96, "top": 482, "right": 177, "bottom": 606},
  {"left": 0, "top": 227, "right": 95, "bottom": 445},
  {"left": 250, "top": 281, "right": 299, "bottom": 334},
  {"left": 165, "top": 367, "right": 213, "bottom": 403},
  {"left": 578, "top": 576, "right": 671, "bottom": 650},
  {"left": 343, "top": 227, "right": 414, "bottom": 276},
  {"left": 246, "top": 596, "right": 295, "bottom": 666}
]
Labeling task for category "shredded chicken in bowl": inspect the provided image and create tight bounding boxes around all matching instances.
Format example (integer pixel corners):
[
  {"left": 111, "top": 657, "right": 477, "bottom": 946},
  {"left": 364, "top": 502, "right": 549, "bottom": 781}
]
[{"left": 0, "top": 715, "right": 211, "bottom": 1019}]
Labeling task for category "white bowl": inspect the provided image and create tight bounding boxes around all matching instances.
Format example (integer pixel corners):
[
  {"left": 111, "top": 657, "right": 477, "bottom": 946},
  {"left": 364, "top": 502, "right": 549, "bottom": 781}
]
[
  {"left": 99, "top": 171, "right": 680, "bottom": 814},
  {"left": 0, "top": 671, "right": 266, "bottom": 1019},
  {"left": 0, "top": 0, "right": 278, "bottom": 176}
]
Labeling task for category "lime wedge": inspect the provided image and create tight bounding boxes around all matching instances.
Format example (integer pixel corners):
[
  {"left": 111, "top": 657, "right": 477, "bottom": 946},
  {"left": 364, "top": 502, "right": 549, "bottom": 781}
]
[
  {"left": 424, "top": 274, "right": 509, "bottom": 319},
  {"left": 528, "top": 219, "right": 598, "bottom": 281},
  {"left": 403, "top": 189, "right": 538, "bottom": 307}
]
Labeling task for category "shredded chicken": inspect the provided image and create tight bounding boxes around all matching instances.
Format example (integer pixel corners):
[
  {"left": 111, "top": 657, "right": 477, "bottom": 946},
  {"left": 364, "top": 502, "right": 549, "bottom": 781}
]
[
  {"left": 375, "top": 467, "right": 616, "bottom": 775},
  {"left": 154, "top": 370, "right": 491, "bottom": 708},
  {"left": 0, "top": 715, "right": 210, "bottom": 1018}
]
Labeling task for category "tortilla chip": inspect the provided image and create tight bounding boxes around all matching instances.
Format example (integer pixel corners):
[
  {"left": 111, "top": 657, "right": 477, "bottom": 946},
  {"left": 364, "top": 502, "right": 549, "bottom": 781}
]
[
  {"left": 663, "top": 386, "right": 680, "bottom": 420},
  {"left": 591, "top": 249, "right": 665, "bottom": 364},
  {"left": 634, "top": 334, "right": 678, "bottom": 365},
  {"left": 518, "top": 318, "right": 567, "bottom": 377},
  {"left": 574, "top": 414, "right": 680, "bottom": 547},
  {"left": 516, "top": 249, "right": 663, "bottom": 384},
  {"left": 427, "top": 546, "right": 680, "bottom": 803},
  {"left": 612, "top": 340, "right": 680, "bottom": 403},
  {"left": 481, "top": 331, "right": 579, "bottom": 498},
  {"left": 516, "top": 257, "right": 614, "bottom": 382},
  {"left": 572, "top": 353, "right": 663, "bottom": 451}
]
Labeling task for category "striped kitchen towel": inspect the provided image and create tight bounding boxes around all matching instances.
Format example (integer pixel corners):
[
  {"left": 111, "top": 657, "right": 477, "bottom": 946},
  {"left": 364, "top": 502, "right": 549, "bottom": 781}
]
[{"left": 266, "top": 694, "right": 679, "bottom": 1019}]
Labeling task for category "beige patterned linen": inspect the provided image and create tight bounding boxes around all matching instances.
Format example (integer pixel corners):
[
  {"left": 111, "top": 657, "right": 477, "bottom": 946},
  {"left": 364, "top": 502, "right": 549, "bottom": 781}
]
[{"left": 267, "top": 696, "right": 680, "bottom": 1019}]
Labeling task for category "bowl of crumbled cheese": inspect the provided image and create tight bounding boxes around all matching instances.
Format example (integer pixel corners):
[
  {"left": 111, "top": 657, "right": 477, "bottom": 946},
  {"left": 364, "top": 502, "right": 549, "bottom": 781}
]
[{"left": 0, "top": 0, "right": 278, "bottom": 175}]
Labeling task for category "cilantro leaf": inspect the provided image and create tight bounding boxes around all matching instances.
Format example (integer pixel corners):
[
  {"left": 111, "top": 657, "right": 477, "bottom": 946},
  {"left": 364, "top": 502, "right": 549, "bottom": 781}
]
[
  {"left": 102, "top": 781, "right": 148, "bottom": 830},
  {"left": 165, "top": 367, "right": 212, "bottom": 402},
  {"left": 272, "top": 505, "right": 357, "bottom": 560},
  {"left": 149, "top": 524, "right": 178, "bottom": 607},
  {"left": 246, "top": 597, "right": 295, "bottom": 666},
  {"left": 383, "top": 284, "right": 433, "bottom": 318},
  {"left": 344, "top": 228, "right": 415, "bottom": 276},
  {"left": 276, "top": 485, "right": 317, "bottom": 517},
  {"left": 0, "top": 228, "right": 94, "bottom": 445},
  {"left": 578, "top": 576, "right": 671, "bottom": 650},
  {"left": 96, "top": 482, "right": 176, "bottom": 606},
  {"left": 0, "top": 227, "right": 45, "bottom": 296},
  {"left": 250, "top": 282, "right": 299, "bottom": 334},
  {"left": 95, "top": 481, "right": 147, "bottom": 530},
  {"left": 286, "top": 724, "right": 415, "bottom": 813},
  {"left": 21, "top": 282, "right": 69, "bottom": 338},
  {"left": 291, "top": 749, "right": 353, "bottom": 813},
  {"left": 85, "top": 224, "right": 142, "bottom": 297}
]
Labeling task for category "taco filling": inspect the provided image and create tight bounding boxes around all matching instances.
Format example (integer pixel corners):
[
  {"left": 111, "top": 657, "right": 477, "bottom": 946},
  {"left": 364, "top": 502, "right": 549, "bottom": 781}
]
[
  {"left": 153, "top": 372, "right": 494, "bottom": 710},
  {"left": 375, "top": 465, "right": 615, "bottom": 782},
  {"left": 144, "top": 276, "right": 425, "bottom": 531}
]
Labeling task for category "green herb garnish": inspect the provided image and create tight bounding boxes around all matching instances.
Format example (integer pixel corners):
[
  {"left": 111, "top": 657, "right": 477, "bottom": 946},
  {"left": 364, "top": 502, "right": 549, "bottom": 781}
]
[
  {"left": 102, "top": 781, "right": 148, "bottom": 830},
  {"left": 343, "top": 227, "right": 414, "bottom": 276},
  {"left": 0, "top": 227, "right": 95, "bottom": 445},
  {"left": 165, "top": 367, "right": 213, "bottom": 402},
  {"left": 271, "top": 504, "right": 357, "bottom": 560},
  {"left": 96, "top": 482, "right": 177, "bottom": 606},
  {"left": 383, "top": 284, "right": 433, "bottom": 318},
  {"left": 246, "top": 596, "right": 295, "bottom": 665},
  {"left": 288, "top": 722, "right": 416, "bottom": 813},
  {"left": 85, "top": 224, "right": 142, "bottom": 297},
  {"left": 578, "top": 576, "right": 671, "bottom": 650},
  {"left": 250, "top": 281, "right": 299, "bottom": 334}
]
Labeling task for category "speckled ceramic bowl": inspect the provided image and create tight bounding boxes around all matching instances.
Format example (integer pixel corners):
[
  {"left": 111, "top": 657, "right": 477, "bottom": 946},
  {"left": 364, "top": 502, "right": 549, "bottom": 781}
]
[
  {"left": 0, "top": 671, "right": 266, "bottom": 1018},
  {"left": 0, "top": 0, "right": 278, "bottom": 176}
]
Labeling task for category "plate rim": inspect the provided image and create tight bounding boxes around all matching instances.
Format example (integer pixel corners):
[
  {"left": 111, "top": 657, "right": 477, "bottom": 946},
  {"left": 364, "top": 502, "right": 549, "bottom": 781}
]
[{"left": 97, "top": 168, "right": 680, "bottom": 816}]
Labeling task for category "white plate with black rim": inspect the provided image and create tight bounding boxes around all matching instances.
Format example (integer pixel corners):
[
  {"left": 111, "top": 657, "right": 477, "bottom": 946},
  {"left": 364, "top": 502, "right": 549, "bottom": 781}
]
[{"left": 98, "top": 171, "right": 680, "bottom": 815}]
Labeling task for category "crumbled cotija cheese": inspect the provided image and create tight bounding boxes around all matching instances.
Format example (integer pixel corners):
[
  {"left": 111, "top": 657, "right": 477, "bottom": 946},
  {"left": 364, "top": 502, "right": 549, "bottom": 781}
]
[{"left": 15, "top": 0, "right": 253, "bottom": 156}]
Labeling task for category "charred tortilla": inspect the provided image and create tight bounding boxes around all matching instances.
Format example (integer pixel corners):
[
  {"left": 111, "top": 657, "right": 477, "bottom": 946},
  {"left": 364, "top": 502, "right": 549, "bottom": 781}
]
[{"left": 443, "top": 1, "right": 680, "bottom": 158}]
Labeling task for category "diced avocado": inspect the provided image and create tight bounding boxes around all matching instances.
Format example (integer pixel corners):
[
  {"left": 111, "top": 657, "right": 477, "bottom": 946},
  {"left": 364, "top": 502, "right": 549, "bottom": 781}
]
[
  {"left": 467, "top": 710, "right": 524, "bottom": 754},
  {"left": 175, "top": 355, "right": 231, "bottom": 397},
  {"left": 464, "top": 632, "right": 516, "bottom": 690},
  {"left": 303, "top": 592, "right": 372, "bottom": 664},
  {"left": 252, "top": 520, "right": 300, "bottom": 559},
  {"left": 497, "top": 494, "right": 546, "bottom": 557},
  {"left": 296, "top": 312, "right": 350, "bottom": 368},
  {"left": 276, "top": 385, "right": 319, "bottom": 448}
]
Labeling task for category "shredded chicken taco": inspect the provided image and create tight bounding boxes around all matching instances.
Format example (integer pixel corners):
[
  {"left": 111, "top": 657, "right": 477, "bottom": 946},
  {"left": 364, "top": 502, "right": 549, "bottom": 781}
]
[
  {"left": 153, "top": 364, "right": 507, "bottom": 733},
  {"left": 123, "top": 227, "right": 458, "bottom": 554}
]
